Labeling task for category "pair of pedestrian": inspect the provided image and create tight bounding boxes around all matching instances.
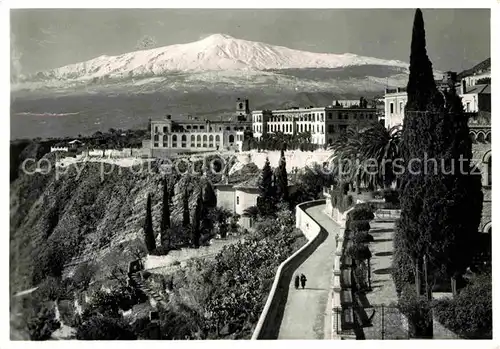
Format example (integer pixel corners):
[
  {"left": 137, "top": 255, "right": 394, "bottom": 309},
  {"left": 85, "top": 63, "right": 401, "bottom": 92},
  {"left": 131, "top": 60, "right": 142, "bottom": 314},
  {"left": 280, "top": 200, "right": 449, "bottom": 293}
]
[{"left": 294, "top": 273, "right": 307, "bottom": 289}]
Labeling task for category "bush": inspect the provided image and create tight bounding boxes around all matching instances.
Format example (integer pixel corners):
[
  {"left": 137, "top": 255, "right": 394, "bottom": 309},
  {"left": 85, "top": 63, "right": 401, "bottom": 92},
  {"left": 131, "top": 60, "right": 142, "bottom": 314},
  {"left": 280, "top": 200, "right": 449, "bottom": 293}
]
[
  {"left": 76, "top": 316, "right": 137, "bottom": 340},
  {"left": 27, "top": 305, "right": 61, "bottom": 340},
  {"left": 432, "top": 273, "right": 492, "bottom": 339},
  {"left": 352, "top": 231, "right": 374, "bottom": 244},
  {"left": 151, "top": 245, "right": 170, "bottom": 256},
  {"left": 348, "top": 220, "right": 371, "bottom": 233},
  {"left": 347, "top": 203, "right": 375, "bottom": 221},
  {"left": 347, "top": 244, "right": 372, "bottom": 261},
  {"left": 397, "top": 285, "right": 433, "bottom": 338},
  {"left": 72, "top": 262, "right": 98, "bottom": 290}
]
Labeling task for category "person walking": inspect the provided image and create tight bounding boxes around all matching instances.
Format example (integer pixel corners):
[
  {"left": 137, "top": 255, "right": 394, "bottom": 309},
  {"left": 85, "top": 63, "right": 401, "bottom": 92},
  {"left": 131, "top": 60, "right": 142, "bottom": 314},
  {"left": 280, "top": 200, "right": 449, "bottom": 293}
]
[
  {"left": 294, "top": 275, "right": 300, "bottom": 289},
  {"left": 300, "top": 274, "right": 307, "bottom": 289}
]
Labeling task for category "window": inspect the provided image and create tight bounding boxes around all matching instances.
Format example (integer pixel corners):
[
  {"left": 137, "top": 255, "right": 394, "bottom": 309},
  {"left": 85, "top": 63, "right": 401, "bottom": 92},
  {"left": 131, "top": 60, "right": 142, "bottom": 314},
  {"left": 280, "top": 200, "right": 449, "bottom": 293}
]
[
  {"left": 191, "top": 135, "right": 196, "bottom": 147},
  {"left": 226, "top": 126, "right": 231, "bottom": 131},
  {"left": 328, "top": 125, "right": 335, "bottom": 133},
  {"left": 200, "top": 125, "right": 205, "bottom": 130},
  {"left": 390, "top": 103, "right": 394, "bottom": 114},
  {"left": 488, "top": 157, "right": 492, "bottom": 186},
  {"left": 193, "top": 125, "right": 198, "bottom": 130},
  {"left": 399, "top": 102, "right": 404, "bottom": 114},
  {"left": 197, "top": 135, "right": 202, "bottom": 147},
  {"left": 236, "top": 196, "right": 240, "bottom": 205},
  {"left": 163, "top": 135, "right": 169, "bottom": 147},
  {"left": 203, "top": 135, "right": 208, "bottom": 147},
  {"left": 209, "top": 135, "right": 214, "bottom": 148},
  {"left": 466, "top": 102, "right": 470, "bottom": 112},
  {"left": 155, "top": 126, "right": 159, "bottom": 133},
  {"left": 181, "top": 135, "right": 187, "bottom": 148},
  {"left": 328, "top": 112, "right": 332, "bottom": 120},
  {"left": 154, "top": 142, "right": 159, "bottom": 148},
  {"left": 337, "top": 113, "right": 342, "bottom": 120},
  {"left": 229, "top": 134, "right": 235, "bottom": 143},
  {"left": 163, "top": 126, "right": 168, "bottom": 133},
  {"left": 172, "top": 135, "right": 178, "bottom": 148},
  {"left": 321, "top": 125, "right": 324, "bottom": 133},
  {"left": 154, "top": 135, "right": 159, "bottom": 141},
  {"left": 239, "top": 103, "right": 243, "bottom": 109}
]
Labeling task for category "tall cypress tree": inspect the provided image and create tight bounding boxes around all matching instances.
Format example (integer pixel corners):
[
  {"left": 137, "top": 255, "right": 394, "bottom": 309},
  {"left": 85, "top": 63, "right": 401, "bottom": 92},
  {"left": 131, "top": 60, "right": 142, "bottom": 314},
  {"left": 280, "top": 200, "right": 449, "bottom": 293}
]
[
  {"left": 276, "top": 149, "right": 289, "bottom": 202},
  {"left": 160, "top": 178, "right": 171, "bottom": 247},
  {"left": 144, "top": 193, "right": 156, "bottom": 253},
  {"left": 257, "top": 157, "right": 276, "bottom": 216},
  {"left": 191, "top": 189, "right": 203, "bottom": 247},
  {"left": 182, "top": 187, "right": 190, "bottom": 228},
  {"left": 395, "top": 9, "right": 483, "bottom": 298}
]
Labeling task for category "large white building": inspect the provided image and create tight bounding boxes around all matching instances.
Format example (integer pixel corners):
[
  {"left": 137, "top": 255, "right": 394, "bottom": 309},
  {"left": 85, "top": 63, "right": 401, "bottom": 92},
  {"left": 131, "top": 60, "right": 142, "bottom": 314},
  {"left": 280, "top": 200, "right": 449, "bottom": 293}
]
[{"left": 252, "top": 105, "right": 378, "bottom": 146}]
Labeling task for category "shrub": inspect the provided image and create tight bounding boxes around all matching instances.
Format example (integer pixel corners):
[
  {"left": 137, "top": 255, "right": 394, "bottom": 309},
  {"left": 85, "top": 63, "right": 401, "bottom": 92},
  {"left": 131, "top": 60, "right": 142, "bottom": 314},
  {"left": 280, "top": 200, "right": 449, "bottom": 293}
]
[
  {"left": 348, "top": 220, "right": 371, "bottom": 233},
  {"left": 352, "top": 231, "right": 374, "bottom": 245},
  {"left": 341, "top": 182, "right": 350, "bottom": 195},
  {"left": 397, "top": 284, "right": 433, "bottom": 338},
  {"left": 392, "top": 220, "right": 415, "bottom": 295},
  {"left": 72, "top": 262, "right": 98, "bottom": 290},
  {"left": 76, "top": 316, "right": 137, "bottom": 340},
  {"left": 347, "top": 244, "right": 372, "bottom": 261},
  {"left": 151, "top": 245, "right": 170, "bottom": 256},
  {"left": 27, "top": 305, "right": 61, "bottom": 340},
  {"left": 432, "top": 273, "right": 492, "bottom": 339},
  {"left": 347, "top": 203, "right": 374, "bottom": 222},
  {"left": 35, "top": 276, "right": 68, "bottom": 302}
]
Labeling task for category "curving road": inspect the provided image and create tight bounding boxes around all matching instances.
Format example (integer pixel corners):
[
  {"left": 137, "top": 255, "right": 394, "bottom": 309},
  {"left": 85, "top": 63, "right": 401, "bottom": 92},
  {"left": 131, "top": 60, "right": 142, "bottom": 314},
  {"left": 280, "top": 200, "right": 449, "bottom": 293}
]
[{"left": 277, "top": 204, "right": 340, "bottom": 339}]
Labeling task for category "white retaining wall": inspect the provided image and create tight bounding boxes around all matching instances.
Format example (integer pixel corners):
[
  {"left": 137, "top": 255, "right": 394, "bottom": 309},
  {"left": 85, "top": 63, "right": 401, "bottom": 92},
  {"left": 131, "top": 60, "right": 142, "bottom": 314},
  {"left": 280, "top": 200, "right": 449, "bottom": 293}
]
[{"left": 237, "top": 150, "right": 331, "bottom": 170}]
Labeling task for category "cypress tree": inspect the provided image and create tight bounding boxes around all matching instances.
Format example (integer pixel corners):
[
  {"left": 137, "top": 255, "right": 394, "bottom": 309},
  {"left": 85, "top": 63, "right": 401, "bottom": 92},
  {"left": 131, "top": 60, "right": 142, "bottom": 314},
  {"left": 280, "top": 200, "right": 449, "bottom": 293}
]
[
  {"left": 143, "top": 193, "right": 156, "bottom": 253},
  {"left": 257, "top": 157, "right": 276, "bottom": 216},
  {"left": 395, "top": 8, "right": 483, "bottom": 298},
  {"left": 160, "top": 178, "right": 171, "bottom": 247},
  {"left": 191, "top": 189, "right": 203, "bottom": 247},
  {"left": 182, "top": 187, "right": 190, "bottom": 228},
  {"left": 276, "top": 149, "right": 289, "bottom": 202}
]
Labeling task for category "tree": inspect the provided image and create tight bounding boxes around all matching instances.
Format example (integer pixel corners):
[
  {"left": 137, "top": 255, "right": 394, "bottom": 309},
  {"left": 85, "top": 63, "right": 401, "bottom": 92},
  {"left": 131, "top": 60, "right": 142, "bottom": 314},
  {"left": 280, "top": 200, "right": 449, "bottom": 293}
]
[
  {"left": 359, "top": 123, "right": 402, "bottom": 188},
  {"left": 275, "top": 149, "right": 289, "bottom": 203},
  {"left": 72, "top": 262, "right": 98, "bottom": 290},
  {"left": 256, "top": 157, "right": 277, "bottom": 216},
  {"left": 143, "top": 193, "right": 156, "bottom": 253},
  {"left": 182, "top": 187, "right": 190, "bottom": 228},
  {"left": 191, "top": 190, "right": 203, "bottom": 247},
  {"left": 161, "top": 178, "right": 171, "bottom": 248},
  {"left": 475, "top": 77, "right": 490, "bottom": 85},
  {"left": 396, "top": 8, "right": 483, "bottom": 302}
]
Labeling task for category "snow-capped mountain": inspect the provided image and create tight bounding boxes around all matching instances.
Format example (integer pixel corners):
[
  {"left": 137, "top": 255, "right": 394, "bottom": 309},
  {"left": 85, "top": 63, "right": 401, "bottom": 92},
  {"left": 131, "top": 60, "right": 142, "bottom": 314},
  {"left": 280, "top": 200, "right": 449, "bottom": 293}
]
[{"left": 23, "top": 34, "right": 409, "bottom": 82}]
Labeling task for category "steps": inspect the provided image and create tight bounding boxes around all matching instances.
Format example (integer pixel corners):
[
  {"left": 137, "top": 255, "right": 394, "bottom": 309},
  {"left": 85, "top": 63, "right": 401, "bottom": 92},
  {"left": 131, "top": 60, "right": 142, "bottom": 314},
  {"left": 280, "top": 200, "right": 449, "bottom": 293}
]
[{"left": 130, "top": 272, "right": 168, "bottom": 307}]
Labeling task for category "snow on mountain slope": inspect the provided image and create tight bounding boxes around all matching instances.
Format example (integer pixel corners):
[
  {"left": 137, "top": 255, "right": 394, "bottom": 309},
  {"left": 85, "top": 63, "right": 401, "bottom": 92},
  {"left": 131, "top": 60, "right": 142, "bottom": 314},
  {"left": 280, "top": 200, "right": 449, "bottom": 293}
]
[{"left": 27, "top": 34, "right": 409, "bottom": 82}]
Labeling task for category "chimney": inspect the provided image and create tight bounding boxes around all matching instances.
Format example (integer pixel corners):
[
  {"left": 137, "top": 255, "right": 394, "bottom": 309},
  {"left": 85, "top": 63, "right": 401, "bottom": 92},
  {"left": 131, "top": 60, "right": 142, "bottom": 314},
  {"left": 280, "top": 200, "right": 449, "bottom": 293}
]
[
  {"left": 166, "top": 114, "right": 171, "bottom": 120},
  {"left": 461, "top": 79, "right": 466, "bottom": 95}
]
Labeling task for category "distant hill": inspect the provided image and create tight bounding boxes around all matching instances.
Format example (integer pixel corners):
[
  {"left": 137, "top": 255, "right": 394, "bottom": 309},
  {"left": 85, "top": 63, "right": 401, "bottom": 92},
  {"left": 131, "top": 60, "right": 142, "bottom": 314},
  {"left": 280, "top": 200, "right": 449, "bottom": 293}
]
[{"left": 458, "top": 58, "right": 491, "bottom": 79}]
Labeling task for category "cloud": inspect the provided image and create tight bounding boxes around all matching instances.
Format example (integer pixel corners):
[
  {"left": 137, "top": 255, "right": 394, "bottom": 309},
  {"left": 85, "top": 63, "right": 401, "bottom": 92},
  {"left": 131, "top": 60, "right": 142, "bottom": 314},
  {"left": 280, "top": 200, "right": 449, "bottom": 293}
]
[{"left": 10, "top": 33, "right": 23, "bottom": 83}]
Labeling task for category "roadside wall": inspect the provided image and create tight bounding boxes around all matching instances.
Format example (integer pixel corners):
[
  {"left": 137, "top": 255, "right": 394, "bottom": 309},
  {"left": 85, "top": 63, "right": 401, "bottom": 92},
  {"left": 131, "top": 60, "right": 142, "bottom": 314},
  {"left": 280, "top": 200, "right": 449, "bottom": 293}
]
[{"left": 251, "top": 200, "right": 326, "bottom": 339}]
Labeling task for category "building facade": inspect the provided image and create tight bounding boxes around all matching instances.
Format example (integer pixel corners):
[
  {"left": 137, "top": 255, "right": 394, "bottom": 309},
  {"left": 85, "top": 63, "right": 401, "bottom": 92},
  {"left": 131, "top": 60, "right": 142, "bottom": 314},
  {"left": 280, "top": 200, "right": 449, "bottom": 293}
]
[
  {"left": 144, "top": 99, "right": 252, "bottom": 157},
  {"left": 252, "top": 106, "right": 378, "bottom": 146}
]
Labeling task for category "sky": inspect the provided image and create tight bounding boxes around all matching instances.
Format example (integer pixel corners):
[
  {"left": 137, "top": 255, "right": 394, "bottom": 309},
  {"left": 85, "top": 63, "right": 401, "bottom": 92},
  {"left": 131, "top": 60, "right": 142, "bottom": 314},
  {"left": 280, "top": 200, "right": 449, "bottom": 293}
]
[{"left": 10, "top": 8, "right": 490, "bottom": 77}]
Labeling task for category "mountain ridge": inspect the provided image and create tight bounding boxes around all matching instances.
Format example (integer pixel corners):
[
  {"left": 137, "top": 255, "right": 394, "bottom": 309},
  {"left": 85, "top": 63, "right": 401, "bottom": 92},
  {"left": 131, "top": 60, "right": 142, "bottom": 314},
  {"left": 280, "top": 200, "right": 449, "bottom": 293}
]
[{"left": 21, "top": 33, "right": 409, "bottom": 82}]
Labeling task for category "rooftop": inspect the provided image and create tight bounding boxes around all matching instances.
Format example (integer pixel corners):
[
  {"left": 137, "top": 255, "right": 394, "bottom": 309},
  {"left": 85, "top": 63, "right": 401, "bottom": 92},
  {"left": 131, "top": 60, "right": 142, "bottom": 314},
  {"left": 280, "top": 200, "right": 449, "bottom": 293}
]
[{"left": 461, "top": 84, "right": 491, "bottom": 95}]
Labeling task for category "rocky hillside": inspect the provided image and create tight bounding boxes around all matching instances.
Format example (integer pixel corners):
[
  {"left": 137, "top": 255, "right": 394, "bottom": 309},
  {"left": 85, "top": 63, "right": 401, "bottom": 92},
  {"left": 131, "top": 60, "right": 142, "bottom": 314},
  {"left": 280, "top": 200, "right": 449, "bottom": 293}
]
[{"left": 10, "top": 152, "right": 252, "bottom": 293}]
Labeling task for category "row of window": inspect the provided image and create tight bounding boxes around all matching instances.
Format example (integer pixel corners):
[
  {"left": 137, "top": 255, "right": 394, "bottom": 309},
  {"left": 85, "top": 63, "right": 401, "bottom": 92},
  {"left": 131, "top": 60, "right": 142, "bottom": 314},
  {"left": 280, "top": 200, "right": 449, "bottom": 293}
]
[
  {"left": 153, "top": 134, "right": 236, "bottom": 145},
  {"left": 470, "top": 131, "right": 491, "bottom": 143},
  {"left": 254, "top": 112, "right": 375, "bottom": 123},
  {"left": 254, "top": 122, "right": 352, "bottom": 134},
  {"left": 154, "top": 125, "right": 250, "bottom": 133}
]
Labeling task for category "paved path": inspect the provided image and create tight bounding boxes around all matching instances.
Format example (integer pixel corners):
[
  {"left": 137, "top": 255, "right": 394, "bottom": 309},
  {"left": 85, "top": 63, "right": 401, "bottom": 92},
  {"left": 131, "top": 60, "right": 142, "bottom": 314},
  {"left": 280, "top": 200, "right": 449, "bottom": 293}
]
[{"left": 277, "top": 204, "right": 340, "bottom": 339}]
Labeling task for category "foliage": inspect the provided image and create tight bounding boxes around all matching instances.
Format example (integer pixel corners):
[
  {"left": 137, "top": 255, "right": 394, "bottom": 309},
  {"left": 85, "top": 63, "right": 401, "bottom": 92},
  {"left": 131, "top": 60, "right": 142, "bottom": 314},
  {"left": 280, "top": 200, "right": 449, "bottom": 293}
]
[
  {"left": 143, "top": 193, "right": 156, "bottom": 253},
  {"left": 352, "top": 231, "right": 374, "bottom": 244},
  {"left": 250, "top": 132, "right": 319, "bottom": 151},
  {"left": 330, "top": 184, "right": 355, "bottom": 213},
  {"left": 397, "top": 284, "right": 433, "bottom": 338},
  {"left": 82, "top": 286, "right": 148, "bottom": 320},
  {"left": 27, "top": 305, "right": 61, "bottom": 340},
  {"left": 275, "top": 149, "right": 289, "bottom": 202},
  {"left": 392, "top": 219, "right": 415, "bottom": 294},
  {"left": 348, "top": 220, "right": 371, "bottom": 233},
  {"left": 72, "top": 262, "right": 98, "bottom": 290},
  {"left": 31, "top": 241, "right": 67, "bottom": 285},
  {"left": 76, "top": 315, "right": 137, "bottom": 340},
  {"left": 347, "top": 244, "right": 372, "bottom": 261},
  {"left": 161, "top": 178, "right": 171, "bottom": 247},
  {"left": 347, "top": 203, "right": 374, "bottom": 222},
  {"left": 289, "top": 163, "right": 336, "bottom": 206},
  {"left": 191, "top": 191, "right": 203, "bottom": 247},
  {"left": 182, "top": 187, "right": 190, "bottom": 228},
  {"left": 35, "top": 276, "right": 70, "bottom": 301},
  {"left": 256, "top": 157, "right": 277, "bottom": 216},
  {"left": 382, "top": 188, "right": 400, "bottom": 205},
  {"left": 432, "top": 273, "right": 492, "bottom": 339}
]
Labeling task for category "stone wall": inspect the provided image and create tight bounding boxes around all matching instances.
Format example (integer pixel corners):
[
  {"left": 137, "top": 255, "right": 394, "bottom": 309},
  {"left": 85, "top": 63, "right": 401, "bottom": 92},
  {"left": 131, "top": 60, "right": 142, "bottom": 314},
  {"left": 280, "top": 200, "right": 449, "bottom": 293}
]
[{"left": 237, "top": 150, "right": 331, "bottom": 171}]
